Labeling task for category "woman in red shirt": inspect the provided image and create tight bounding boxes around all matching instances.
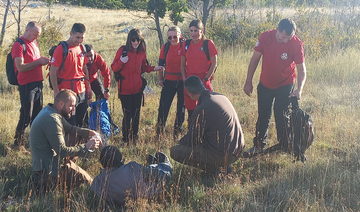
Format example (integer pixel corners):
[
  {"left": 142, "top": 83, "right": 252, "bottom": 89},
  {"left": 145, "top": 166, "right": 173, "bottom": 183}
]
[
  {"left": 180, "top": 19, "right": 218, "bottom": 126},
  {"left": 156, "top": 26, "right": 185, "bottom": 139},
  {"left": 111, "top": 29, "right": 162, "bottom": 143}
]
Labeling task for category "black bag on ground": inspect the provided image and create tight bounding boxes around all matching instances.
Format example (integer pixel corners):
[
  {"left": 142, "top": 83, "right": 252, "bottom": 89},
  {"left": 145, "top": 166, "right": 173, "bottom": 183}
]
[
  {"left": 264, "top": 97, "right": 314, "bottom": 162},
  {"left": 6, "top": 39, "right": 26, "bottom": 85}
]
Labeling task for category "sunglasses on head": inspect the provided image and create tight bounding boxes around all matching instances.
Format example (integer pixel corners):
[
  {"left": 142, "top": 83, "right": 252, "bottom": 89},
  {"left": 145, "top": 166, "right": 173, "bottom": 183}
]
[
  {"left": 168, "top": 36, "right": 178, "bottom": 40},
  {"left": 131, "top": 38, "right": 140, "bottom": 42}
]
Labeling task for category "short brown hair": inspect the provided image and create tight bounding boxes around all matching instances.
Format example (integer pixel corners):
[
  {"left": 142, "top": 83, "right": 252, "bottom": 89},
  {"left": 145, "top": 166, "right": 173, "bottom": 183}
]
[
  {"left": 55, "top": 89, "right": 77, "bottom": 103},
  {"left": 278, "top": 19, "right": 296, "bottom": 36}
]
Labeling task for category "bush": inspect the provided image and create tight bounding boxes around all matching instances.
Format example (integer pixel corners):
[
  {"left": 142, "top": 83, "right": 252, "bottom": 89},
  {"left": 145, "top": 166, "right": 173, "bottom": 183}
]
[
  {"left": 73, "top": 0, "right": 125, "bottom": 9},
  {"left": 37, "top": 18, "right": 66, "bottom": 55}
]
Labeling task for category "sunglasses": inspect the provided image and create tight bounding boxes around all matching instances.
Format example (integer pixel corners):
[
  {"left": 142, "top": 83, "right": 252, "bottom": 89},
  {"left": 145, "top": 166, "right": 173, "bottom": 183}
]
[
  {"left": 131, "top": 38, "right": 140, "bottom": 42},
  {"left": 168, "top": 36, "right": 178, "bottom": 40}
]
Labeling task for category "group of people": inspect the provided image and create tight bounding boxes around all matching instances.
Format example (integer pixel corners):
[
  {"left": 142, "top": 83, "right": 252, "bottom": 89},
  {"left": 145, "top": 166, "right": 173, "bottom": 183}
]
[{"left": 10, "top": 17, "right": 306, "bottom": 205}]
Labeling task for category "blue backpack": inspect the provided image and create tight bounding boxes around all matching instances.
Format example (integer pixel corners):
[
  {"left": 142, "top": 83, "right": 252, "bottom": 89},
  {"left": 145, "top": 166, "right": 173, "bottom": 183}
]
[{"left": 89, "top": 99, "right": 119, "bottom": 143}]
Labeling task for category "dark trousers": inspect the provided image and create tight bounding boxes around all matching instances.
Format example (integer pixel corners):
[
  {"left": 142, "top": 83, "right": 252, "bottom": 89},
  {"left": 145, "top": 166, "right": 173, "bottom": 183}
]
[
  {"left": 170, "top": 144, "right": 239, "bottom": 173},
  {"left": 254, "top": 82, "right": 294, "bottom": 147},
  {"left": 118, "top": 92, "right": 143, "bottom": 142},
  {"left": 15, "top": 81, "right": 43, "bottom": 145},
  {"left": 67, "top": 92, "right": 88, "bottom": 127},
  {"left": 91, "top": 78, "right": 105, "bottom": 101},
  {"left": 156, "top": 80, "right": 185, "bottom": 135}
]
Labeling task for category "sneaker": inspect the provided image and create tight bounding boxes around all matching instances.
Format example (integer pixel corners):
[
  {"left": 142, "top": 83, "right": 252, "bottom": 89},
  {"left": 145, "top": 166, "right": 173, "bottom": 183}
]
[{"left": 243, "top": 146, "right": 264, "bottom": 158}]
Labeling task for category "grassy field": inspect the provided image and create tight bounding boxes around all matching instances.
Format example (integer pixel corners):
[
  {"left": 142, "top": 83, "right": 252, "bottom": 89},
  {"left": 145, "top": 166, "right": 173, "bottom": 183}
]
[{"left": 1, "top": 2, "right": 360, "bottom": 211}]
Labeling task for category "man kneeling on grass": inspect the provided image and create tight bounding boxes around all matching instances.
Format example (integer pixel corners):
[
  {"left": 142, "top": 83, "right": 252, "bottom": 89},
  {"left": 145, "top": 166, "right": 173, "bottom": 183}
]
[
  {"left": 29, "top": 89, "right": 102, "bottom": 193},
  {"left": 91, "top": 146, "right": 172, "bottom": 206},
  {"left": 170, "top": 75, "right": 245, "bottom": 175}
]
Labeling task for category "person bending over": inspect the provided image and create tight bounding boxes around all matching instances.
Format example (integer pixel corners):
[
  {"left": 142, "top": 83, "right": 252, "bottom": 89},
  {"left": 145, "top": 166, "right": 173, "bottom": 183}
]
[{"left": 170, "top": 76, "right": 244, "bottom": 175}]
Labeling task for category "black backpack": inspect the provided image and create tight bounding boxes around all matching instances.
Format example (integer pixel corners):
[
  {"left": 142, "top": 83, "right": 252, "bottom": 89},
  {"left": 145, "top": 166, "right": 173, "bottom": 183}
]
[
  {"left": 286, "top": 97, "right": 315, "bottom": 162},
  {"left": 264, "top": 97, "right": 315, "bottom": 162},
  {"left": 48, "top": 41, "right": 86, "bottom": 89},
  {"left": 6, "top": 39, "right": 26, "bottom": 85}
]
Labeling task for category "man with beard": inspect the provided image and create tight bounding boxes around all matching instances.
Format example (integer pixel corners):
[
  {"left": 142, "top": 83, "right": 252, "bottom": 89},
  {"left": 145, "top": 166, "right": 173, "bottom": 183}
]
[
  {"left": 84, "top": 44, "right": 111, "bottom": 101},
  {"left": 29, "top": 89, "right": 102, "bottom": 193}
]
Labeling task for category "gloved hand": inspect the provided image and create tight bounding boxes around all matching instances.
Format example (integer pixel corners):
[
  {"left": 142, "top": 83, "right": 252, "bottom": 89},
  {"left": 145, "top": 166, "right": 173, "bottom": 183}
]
[{"left": 120, "top": 55, "right": 129, "bottom": 63}]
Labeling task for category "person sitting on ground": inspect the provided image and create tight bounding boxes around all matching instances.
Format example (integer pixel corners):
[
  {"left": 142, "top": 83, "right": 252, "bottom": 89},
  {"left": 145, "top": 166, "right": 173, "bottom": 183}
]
[
  {"left": 84, "top": 44, "right": 111, "bottom": 101},
  {"left": 170, "top": 76, "right": 245, "bottom": 175},
  {"left": 29, "top": 89, "right": 102, "bottom": 193},
  {"left": 91, "top": 146, "right": 172, "bottom": 206}
]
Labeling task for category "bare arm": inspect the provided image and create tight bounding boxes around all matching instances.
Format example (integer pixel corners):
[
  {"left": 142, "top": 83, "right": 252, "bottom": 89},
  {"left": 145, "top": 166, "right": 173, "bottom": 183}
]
[
  {"left": 290, "top": 63, "right": 307, "bottom": 99},
  {"left": 243, "top": 51, "right": 262, "bottom": 96},
  {"left": 180, "top": 56, "right": 186, "bottom": 81},
  {"left": 204, "top": 55, "right": 217, "bottom": 80},
  {"left": 14, "top": 56, "right": 49, "bottom": 73},
  {"left": 49, "top": 65, "right": 60, "bottom": 99}
]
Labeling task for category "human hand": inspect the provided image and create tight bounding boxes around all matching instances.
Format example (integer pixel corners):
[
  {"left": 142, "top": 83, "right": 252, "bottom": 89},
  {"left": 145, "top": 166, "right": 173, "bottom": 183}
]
[
  {"left": 85, "top": 138, "right": 102, "bottom": 150},
  {"left": 154, "top": 66, "right": 164, "bottom": 71},
  {"left": 243, "top": 81, "right": 253, "bottom": 97},
  {"left": 158, "top": 80, "right": 164, "bottom": 87},
  {"left": 104, "top": 91, "right": 110, "bottom": 100},
  {"left": 87, "top": 89, "right": 93, "bottom": 105},
  {"left": 289, "top": 89, "right": 301, "bottom": 100},
  {"left": 120, "top": 55, "right": 129, "bottom": 63},
  {"left": 39, "top": 56, "right": 50, "bottom": 66},
  {"left": 88, "top": 130, "right": 97, "bottom": 137}
]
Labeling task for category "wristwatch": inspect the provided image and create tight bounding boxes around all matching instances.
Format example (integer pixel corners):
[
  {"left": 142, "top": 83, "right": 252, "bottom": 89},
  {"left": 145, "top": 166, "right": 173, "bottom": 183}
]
[
  {"left": 204, "top": 77, "right": 209, "bottom": 82},
  {"left": 104, "top": 89, "right": 109, "bottom": 92}
]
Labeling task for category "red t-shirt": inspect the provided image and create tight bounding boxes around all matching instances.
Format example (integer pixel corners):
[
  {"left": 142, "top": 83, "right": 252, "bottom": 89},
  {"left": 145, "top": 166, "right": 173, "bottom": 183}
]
[
  {"left": 50, "top": 44, "right": 88, "bottom": 93},
  {"left": 180, "top": 39, "right": 218, "bottom": 79},
  {"left": 255, "top": 30, "right": 304, "bottom": 89},
  {"left": 11, "top": 37, "right": 43, "bottom": 85},
  {"left": 88, "top": 52, "right": 111, "bottom": 88},
  {"left": 159, "top": 41, "right": 182, "bottom": 81}
]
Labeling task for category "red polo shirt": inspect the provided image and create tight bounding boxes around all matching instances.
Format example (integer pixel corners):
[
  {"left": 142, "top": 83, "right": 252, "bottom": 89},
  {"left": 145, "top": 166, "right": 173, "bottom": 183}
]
[{"left": 11, "top": 36, "right": 43, "bottom": 85}]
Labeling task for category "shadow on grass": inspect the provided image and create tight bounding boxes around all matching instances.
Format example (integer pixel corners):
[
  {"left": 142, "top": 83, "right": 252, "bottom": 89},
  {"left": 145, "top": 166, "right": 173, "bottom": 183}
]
[
  {"left": 0, "top": 164, "right": 33, "bottom": 200},
  {"left": 0, "top": 142, "right": 8, "bottom": 157}
]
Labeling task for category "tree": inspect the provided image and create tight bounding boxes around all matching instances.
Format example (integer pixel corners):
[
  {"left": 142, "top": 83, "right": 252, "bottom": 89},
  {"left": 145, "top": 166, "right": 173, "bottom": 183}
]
[
  {"left": 147, "top": 0, "right": 167, "bottom": 48},
  {"left": 187, "top": 0, "right": 229, "bottom": 34},
  {"left": 45, "top": 0, "right": 54, "bottom": 19},
  {"left": 168, "top": 0, "right": 188, "bottom": 25},
  {"left": 0, "top": 0, "right": 11, "bottom": 46},
  {"left": 10, "top": 0, "right": 30, "bottom": 38}
]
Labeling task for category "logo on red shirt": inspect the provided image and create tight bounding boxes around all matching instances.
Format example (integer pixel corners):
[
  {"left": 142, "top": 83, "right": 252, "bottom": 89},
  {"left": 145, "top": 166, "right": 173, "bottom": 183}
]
[
  {"left": 281, "top": 53, "right": 288, "bottom": 60},
  {"left": 200, "top": 46, "right": 204, "bottom": 51}
]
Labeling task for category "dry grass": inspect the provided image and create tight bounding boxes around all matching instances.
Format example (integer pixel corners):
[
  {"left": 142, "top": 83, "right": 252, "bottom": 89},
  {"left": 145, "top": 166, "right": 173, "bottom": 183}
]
[{"left": 1, "top": 2, "right": 360, "bottom": 211}]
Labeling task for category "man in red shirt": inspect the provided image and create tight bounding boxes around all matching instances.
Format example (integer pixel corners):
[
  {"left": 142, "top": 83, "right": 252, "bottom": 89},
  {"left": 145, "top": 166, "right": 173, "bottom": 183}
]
[
  {"left": 243, "top": 19, "right": 307, "bottom": 157},
  {"left": 12, "top": 21, "right": 50, "bottom": 149},
  {"left": 84, "top": 44, "right": 111, "bottom": 100},
  {"left": 50, "top": 23, "right": 92, "bottom": 127}
]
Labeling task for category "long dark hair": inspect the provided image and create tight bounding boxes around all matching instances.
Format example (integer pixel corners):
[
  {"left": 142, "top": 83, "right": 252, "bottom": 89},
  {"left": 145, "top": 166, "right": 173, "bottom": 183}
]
[{"left": 125, "top": 28, "right": 146, "bottom": 53}]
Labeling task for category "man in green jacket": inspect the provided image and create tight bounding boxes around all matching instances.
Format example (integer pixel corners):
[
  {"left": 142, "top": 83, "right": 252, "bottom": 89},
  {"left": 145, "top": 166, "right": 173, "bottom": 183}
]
[{"left": 29, "top": 89, "right": 101, "bottom": 193}]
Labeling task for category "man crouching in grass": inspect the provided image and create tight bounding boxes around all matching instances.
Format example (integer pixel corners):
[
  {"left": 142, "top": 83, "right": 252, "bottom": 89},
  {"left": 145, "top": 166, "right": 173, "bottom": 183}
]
[
  {"left": 29, "top": 89, "right": 102, "bottom": 194},
  {"left": 170, "top": 75, "right": 245, "bottom": 176}
]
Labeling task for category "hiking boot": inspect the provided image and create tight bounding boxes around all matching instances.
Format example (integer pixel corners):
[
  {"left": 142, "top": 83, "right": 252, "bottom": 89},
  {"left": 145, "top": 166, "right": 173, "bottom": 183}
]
[
  {"left": 155, "top": 152, "right": 172, "bottom": 168},
  {"left": 146, "top": 154, "right": 158, "bottom": 165},
  {"left": 243, "top": 146, "right": 264, "bottom": 158}
]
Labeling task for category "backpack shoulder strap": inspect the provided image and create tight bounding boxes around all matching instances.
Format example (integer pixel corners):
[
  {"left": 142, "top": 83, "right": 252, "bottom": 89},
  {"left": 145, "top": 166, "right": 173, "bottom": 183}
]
[
  {"left": 121, "top": 45, "right": 127, "bottom": 56},
  {"left": 179, "top": 38, "right": 185, "bottom": 48},
  {"left": 164, "top": 41, "right": 171, "bottom": 61},
  {"left": 59, "top": 41, "right": 68, "bottom": 72},
  {"left": 203, "top": 39, "right": 210, "bottom": 61},
  {"left": 185, "top": 39, "right": 191, "bottom": 52},
  {"left": 16, "top": 38, "right": 26, "bottom": 55},
  {"left": 80, "top": 43, "right": 86, "bottom": 54}
]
